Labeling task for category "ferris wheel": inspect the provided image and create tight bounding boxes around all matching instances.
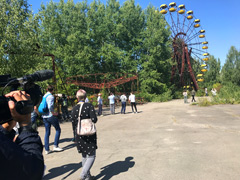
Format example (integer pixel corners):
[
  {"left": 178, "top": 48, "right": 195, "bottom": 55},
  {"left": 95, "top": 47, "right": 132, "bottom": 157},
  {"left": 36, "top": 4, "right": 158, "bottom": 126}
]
[{"left": 159, "top": 2, "right": 209, "bottom": 90}]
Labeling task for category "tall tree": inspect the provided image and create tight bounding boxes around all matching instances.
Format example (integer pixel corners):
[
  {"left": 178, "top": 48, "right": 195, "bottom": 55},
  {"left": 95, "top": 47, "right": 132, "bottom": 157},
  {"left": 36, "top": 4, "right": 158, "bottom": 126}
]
[
  {"left": 139, "top": 6, "right": 172, "bottom": 94},
  {"left": 203, "top": 55, "right": 221, "bottom": 85},
  {"left": 221, "top": 46, "right": 240, "bottom": 85},
  {"left": 0, "top": 0, "right": 42, "bottom": 76}
]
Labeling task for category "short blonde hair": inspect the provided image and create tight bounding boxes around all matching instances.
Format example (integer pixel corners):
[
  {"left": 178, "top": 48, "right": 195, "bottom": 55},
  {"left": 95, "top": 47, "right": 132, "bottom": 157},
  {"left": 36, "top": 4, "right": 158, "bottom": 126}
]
[{"left": 76, "top": 89, "right": 87, "bottom": 101}]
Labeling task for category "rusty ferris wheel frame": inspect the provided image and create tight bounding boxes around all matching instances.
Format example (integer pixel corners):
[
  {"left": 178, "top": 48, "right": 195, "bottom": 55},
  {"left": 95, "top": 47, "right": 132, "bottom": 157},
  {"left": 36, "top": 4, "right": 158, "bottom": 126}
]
[{"left": 160, "top": 3, "right": 209, "bottom": 90}]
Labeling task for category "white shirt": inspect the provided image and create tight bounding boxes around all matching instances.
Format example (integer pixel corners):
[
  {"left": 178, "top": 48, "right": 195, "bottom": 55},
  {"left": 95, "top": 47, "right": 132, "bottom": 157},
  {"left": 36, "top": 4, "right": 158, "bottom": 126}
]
[
  {"left": 97, "top": 96, "right": 102, "bottom": 104},
  {"left": 129, "top": 94, "right": 136, "bottom": 103},
  {"left": 120, "top": 95, "right": 127, "bottom": 102}
]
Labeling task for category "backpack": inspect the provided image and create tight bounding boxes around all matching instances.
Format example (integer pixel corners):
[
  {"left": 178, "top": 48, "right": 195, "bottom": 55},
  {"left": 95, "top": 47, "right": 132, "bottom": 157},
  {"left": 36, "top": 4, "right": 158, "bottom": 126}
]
[{"left": 38, "top": 94, "right": 51, "bottom": 115}]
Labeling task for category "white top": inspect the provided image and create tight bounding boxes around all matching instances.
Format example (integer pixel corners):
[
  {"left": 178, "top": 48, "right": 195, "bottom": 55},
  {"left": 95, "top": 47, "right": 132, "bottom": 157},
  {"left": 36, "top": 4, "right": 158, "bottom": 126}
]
[
  {"left": 120, "top": 95, "right": 127, "bottom": 102},
  {"left": 97, "top": 96, "right": 103, "bottom": 104},
  {"left": 129, "top": 94, "right": 136, "bottom": 103}
]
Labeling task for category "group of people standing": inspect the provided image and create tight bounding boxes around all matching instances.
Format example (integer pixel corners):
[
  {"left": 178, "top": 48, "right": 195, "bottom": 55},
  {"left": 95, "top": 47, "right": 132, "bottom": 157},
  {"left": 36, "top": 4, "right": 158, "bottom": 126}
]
[
  {"left": 183, "top": 87, "right": 218, "bottom": 103},
  {"left": 101, "top": 92, "right": 138, "bottom": 115}
]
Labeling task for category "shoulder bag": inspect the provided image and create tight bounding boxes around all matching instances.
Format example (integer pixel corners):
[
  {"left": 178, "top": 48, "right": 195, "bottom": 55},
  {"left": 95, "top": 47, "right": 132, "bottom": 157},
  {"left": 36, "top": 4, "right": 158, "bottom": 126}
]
[{"left": 77, "top": 103, "right": 96, "bottom": 136}]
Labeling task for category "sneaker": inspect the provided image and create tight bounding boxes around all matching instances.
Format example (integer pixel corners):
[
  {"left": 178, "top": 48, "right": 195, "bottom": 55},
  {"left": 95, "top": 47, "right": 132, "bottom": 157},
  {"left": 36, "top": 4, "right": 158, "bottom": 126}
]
[
  {"left": 45, "top": 150, "right": 52, "bottom": 155},
  {"left": 100, "top": 115, "right": 104, "bottom": 117},
  {"left": 53, "top": 146, "right": 64, "bottom": 152}
]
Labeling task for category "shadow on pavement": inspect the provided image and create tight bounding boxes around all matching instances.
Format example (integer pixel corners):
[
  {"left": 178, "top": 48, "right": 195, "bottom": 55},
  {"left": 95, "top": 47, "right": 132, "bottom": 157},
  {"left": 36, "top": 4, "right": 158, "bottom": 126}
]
[
  {"left": 49, "top": 138, "right": 72, "bottom": 146},
  {"left": 95, "top": 156, "right": 135, "bottom": 180},
  {"left": 43, "top": 162, "right": 82, "bottom": 180}
]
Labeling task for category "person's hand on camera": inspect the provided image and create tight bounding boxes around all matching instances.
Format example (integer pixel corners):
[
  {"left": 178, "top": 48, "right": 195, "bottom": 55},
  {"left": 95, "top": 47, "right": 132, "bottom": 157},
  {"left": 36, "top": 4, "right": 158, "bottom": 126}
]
[
  {"left": 1, "top": 120, "right": 16, "bottom": 132},
  {"left": 5, "top": 90, "right": 31, "bottom": 127}
]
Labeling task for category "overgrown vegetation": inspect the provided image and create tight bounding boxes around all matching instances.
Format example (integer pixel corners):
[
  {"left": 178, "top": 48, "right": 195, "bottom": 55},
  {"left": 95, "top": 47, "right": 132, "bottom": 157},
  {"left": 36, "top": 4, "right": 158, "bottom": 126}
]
[{"left": 0, "top": 0, "right": 240, "bottom": 104}]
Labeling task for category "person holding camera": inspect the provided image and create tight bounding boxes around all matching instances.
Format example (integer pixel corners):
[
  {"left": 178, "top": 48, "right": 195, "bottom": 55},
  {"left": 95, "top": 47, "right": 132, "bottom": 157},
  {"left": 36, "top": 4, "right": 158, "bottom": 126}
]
[
  {"left": 0, "top": 90, "right": 44, "bottom": 180},
  {"left": 42, "top": 85, "right": 63, "bottom": 154}
]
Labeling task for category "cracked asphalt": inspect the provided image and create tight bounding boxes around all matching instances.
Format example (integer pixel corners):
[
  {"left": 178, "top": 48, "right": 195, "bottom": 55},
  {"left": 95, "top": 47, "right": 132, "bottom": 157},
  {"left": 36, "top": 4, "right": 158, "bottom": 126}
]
[{"left": 39, "top": 98, "right": 240, "bottom": 180}]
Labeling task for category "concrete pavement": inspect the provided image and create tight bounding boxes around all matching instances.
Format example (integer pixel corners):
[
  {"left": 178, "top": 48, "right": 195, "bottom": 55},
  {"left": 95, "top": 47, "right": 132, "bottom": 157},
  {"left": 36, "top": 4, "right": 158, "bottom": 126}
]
[{"left": 39, "top": 99, "right": 240, "bottom": 180}]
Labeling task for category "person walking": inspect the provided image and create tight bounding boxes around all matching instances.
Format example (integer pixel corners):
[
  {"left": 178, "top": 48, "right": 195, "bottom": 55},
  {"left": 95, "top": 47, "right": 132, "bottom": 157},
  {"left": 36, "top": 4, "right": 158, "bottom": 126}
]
[
  {"left": 183, "top": 90, "right": 188, "bottom": 103},
  {"left": 205, "top": 87, "right": 208, "bottom": 96},
  {"left": 120, "top": 93, "right": 127, "bottom": 114},
  {"left": 191, "top": 89, "right": 196, "bottom": 102},
  {"left": 108, "top": 92, "right": 115, "bottom": 115},
  {"left": 97, "top": 93, "right": 103, "bottom": 116},
  {"left": 71, "top": 89, "right": 98, "bottom": 180},
  {"left": 42, "top": 85, "right": 63, "bottom": 154},
  {"left": 129, "top": 92, "right": 138, "bottom": 113}
]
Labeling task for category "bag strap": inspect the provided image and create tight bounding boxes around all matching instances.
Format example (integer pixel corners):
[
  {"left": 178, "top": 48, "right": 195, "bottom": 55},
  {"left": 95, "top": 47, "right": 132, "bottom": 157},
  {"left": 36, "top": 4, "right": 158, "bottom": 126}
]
[
  {"left": 44, "top": 93, "right": 51, "bottom": 100},
  {"left": 78, "top": 102, "right": 84, "bottom": 120}
]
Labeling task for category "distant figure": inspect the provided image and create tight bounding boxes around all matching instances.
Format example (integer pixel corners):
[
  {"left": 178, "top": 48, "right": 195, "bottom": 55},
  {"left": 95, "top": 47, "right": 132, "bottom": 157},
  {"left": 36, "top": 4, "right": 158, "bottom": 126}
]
[
  {"left": 120, "top": 93, "right": 127, "bottom": 114},
  {"left": 97, "top": 93, "right": 103, "bottom": 116},
  {"left": 183, "top": 90, "right": 188, "bottom": 103},
  {"left": 60, "top": 94, "right": 69, "bottom": 121},
  {"left": 108, "top": 92, "right": 115, "bottom": 114},
  {"left": 129, "top": 92, "right": 138, "bottom": 113},
  {"left": 211, "top": 88, "right": 217, "bottom": 96},
  {"left": 191, "top": 89, "right": 196, "bottom": 102},
  {"left": 205, "top": 87, "right": 208, "bottom": 96}
]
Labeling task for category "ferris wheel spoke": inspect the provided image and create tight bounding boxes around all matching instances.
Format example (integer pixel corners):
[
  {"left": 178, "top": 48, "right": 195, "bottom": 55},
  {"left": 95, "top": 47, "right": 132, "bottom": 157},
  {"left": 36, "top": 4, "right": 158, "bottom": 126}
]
[
  {"left": 185, "top": 32, "right": 200, "bottom": 43},
  {"left": 183, "top": 21, "right": 195, "bottom": 40},
  {"left": 191, "top": 47, "right": 206, "bottom": 54},
  {"left": 170, "top": 12, "right": 178, "bottom": 36},
  {"left": 181, "top": 14, "right": 187, "bottom": 37},
  {"left": 187, "top": 42, "right": 204, "bottom": 46},
  {"left": 191, "top": 51, "right": 203, "bottom": 60}
]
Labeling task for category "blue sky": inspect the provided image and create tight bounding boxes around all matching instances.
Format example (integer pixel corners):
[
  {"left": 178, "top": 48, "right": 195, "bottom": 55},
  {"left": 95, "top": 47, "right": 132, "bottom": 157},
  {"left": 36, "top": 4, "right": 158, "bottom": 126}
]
[{"left": 28, "top": 0, "right": 240, "bottom": 67}]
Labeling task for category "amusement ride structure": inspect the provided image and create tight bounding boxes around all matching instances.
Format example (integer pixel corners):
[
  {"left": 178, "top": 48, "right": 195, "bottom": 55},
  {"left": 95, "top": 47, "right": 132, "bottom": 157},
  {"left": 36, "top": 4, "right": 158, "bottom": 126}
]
[
  {"left": 66, "top": 73, "right": 138, "bottom": 91},
  {"left": 159, "top": 2, "right": 209, "bottom": 90}
]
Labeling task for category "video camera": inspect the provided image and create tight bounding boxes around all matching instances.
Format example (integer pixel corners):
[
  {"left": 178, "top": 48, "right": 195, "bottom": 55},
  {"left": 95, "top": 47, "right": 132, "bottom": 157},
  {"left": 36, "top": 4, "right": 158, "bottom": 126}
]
[{"left": 0, "top": 70, "right": 54, "bottom": 124}]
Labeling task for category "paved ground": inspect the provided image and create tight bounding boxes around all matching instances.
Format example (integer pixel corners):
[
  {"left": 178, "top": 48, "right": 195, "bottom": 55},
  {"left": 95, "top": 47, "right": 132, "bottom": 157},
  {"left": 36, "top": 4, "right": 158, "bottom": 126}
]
[{"left": 39, "top": 98, "right": 240, "bottom": 180}]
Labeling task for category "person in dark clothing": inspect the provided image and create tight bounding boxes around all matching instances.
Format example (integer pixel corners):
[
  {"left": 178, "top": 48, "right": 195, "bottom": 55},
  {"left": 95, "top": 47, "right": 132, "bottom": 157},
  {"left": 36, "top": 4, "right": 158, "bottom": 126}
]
[
  {"left": 71, "top": 89, "right": 98, "bottom": 180},
  {"left": 191, "top": 89, "right": 196, "bottom": 102},
  {"left": 0, "top": 90, "right": 44, "bottom": 180},
  {"left": 60, "top": 94, "right": 70, "bottom": 121}
]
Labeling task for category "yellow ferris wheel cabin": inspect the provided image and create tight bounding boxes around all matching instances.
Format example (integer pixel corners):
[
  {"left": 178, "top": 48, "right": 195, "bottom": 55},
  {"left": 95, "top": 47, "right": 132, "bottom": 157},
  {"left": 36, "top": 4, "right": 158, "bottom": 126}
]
[
  {"left": 169, "top": 2, "right": 177, "bottom": 12},
  {"left": 178, "top": 4, "right": 185, "bottom": 14},
  {"left": 160, "top": 4, "right": 168, "bottom": 14}
]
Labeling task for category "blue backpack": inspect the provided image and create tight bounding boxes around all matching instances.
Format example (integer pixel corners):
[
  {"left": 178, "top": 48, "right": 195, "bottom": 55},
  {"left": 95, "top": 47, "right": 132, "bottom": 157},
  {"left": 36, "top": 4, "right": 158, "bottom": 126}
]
[{"left": 38, "top": 94, "right": 51, "bottom": 115}]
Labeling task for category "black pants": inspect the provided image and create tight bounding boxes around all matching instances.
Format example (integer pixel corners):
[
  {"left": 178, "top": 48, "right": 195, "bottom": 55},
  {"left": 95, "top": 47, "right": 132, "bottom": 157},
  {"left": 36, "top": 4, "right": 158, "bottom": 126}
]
[
  {"left": 191, "top": 95, "right": 196, "bottom": 102},
  {"left": 131, "top": 102, "right": 137, "bottom": 112}
]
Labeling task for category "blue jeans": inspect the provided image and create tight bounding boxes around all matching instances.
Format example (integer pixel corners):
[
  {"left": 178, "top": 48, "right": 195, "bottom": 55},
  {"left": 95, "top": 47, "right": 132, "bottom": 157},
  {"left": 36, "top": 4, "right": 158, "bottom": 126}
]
[
  {"left": 98, "top": 104, "right": 102, "bottom": 115},
  {"left": 121, "top": 102, "right": 126, "bottom": 114},
  {"left": 43, "top": 116, "right": 61, "bottom": 151},
  {"left": 110, "top": 104, "right": 115, "bottom": 114}
]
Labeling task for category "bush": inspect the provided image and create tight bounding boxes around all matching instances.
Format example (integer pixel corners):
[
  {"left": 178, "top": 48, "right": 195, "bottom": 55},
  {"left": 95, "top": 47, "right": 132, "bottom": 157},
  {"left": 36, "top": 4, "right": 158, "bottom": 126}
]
[
  {"left": 197, "top": 97, "right": 211, "bottom": 106},
  {"left": 150, "top": 90, "right": 173, "bottom": 102}
]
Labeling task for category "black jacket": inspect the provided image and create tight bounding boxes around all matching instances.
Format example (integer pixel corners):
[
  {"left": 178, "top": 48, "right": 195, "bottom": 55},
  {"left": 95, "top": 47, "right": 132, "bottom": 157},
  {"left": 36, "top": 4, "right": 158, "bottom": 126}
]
[{"left": 0, "top": 125, "right": 44, "bottom": 180}]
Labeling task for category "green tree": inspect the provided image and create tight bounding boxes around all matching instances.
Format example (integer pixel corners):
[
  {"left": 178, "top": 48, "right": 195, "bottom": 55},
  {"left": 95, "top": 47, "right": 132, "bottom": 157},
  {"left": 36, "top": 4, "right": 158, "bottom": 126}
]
[
  {"left": 139, "top": 6, "right": 172, "bottom": 95},
  {"left": 203, "top": 55, "right": 221, "bottom": 86},
  {"left": 221, "top": 46, "right": 240, "bottom": 85},
  {"left": 0, "top": 0, "right": 42, "bottom": 77}
]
